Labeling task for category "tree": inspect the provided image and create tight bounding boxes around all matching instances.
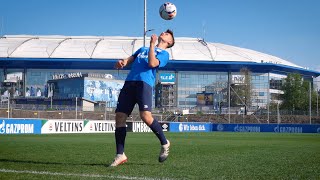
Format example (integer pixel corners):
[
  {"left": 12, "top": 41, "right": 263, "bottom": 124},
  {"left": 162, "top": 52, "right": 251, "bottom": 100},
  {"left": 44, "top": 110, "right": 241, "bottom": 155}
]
[{"left": 281, "top": 73, "right": 309, "bottom": 111}]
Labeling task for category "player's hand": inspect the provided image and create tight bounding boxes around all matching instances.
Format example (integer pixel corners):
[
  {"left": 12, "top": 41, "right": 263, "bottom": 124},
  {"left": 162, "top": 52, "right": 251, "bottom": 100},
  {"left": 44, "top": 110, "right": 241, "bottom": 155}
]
[
  {"left": 115, "top": 59, "right": 127, "bottom": 69},
  {"left": 150, "top": 34, "right": 157, "bottom": 46}
]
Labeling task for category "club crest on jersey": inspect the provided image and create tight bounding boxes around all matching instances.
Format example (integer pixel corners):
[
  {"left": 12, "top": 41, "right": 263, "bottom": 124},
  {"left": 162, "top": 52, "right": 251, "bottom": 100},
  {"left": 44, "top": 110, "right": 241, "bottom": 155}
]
[
  {"left": 137, "top": 49, "right": 160, "bottom": 59},
  {"left": 137, "top": 50, "right": 148, "bottom": 59}
]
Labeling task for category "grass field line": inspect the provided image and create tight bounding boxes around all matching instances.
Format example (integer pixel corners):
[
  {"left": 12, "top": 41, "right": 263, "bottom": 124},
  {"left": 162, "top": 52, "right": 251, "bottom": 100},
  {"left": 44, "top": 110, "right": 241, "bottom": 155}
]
[{"left": 0, "top": 168, "right": 175, "bottom": 180}]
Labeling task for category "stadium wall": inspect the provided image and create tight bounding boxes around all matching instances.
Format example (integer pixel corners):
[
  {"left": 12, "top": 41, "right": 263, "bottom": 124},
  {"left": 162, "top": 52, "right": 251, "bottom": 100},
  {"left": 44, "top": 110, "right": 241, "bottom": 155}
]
[{"left": 1, "top": 119, "right": 320, "bottom": 134}]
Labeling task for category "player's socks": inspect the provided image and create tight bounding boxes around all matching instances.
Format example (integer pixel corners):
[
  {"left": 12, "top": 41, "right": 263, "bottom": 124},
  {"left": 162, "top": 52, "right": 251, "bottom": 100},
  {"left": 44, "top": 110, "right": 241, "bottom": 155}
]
[
  {"left": 115, "top": 127, "right": 126, "bottom": 154},
  {"left": 149, "top": 119, "right": 168, "bottom": 145}
]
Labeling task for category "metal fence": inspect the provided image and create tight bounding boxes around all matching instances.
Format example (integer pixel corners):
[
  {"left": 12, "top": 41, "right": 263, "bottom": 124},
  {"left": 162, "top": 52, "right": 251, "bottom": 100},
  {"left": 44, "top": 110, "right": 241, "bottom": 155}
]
[
  {"left": 1, "top": 80, "right": 319, "bottom": 124},
  {"left": 1, "top": 105, "right": 319, "bottom": 124}
]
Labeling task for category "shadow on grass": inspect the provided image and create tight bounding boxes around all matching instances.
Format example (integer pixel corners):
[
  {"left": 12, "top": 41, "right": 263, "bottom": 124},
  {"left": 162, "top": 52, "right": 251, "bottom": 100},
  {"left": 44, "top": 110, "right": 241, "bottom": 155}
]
[
  {"left": 0, "top": 158, "right": 158, "bottom": 167},
  {"left": 0, "top": 158, "right": 106, "bottom": 167}
]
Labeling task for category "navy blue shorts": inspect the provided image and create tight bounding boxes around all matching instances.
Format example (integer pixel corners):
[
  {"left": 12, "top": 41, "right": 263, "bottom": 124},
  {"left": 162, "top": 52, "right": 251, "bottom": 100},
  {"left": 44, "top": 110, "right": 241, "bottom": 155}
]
[{"left": 115, "top": 81, "right": 153, "bottom": 116}]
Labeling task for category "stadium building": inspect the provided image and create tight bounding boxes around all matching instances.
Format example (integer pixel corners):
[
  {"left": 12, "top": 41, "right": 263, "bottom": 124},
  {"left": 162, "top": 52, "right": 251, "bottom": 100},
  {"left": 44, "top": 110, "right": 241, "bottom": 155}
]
[{"left": 0, "top": 35, "right": 319, "bottom": 113}]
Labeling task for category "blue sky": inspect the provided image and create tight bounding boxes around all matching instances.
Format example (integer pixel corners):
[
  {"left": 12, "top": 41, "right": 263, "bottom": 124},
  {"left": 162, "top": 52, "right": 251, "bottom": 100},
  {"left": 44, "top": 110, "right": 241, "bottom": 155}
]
[{"left": 0, "top": 0, "right": 319, "bottom": 71}]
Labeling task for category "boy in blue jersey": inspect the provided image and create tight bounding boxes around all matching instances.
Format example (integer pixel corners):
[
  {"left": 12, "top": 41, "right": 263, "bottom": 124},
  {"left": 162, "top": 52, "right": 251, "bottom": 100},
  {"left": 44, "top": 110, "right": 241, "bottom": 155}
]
[{"left": 110, "top": 30, "right": 175, "bottom": 167}]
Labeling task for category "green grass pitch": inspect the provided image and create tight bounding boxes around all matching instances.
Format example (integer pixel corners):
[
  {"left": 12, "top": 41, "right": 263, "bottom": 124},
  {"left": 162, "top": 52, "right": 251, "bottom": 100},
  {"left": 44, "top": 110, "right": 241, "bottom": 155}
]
[{"left": 0, "top": 132, "right": 319, "bottom": 179}]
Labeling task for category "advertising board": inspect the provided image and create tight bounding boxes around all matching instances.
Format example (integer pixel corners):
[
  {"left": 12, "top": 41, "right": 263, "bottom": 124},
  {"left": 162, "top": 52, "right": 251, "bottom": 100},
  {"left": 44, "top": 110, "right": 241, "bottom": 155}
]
[{"left": 0, "top": 119, "right": 42, "bottom": 134}]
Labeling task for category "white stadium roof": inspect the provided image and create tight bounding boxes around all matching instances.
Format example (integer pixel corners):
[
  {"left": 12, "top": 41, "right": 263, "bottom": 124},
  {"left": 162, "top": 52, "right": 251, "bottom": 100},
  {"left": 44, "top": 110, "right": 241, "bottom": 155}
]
[{"left": 0, "top": 35, "right": 301, "bottom": 68}]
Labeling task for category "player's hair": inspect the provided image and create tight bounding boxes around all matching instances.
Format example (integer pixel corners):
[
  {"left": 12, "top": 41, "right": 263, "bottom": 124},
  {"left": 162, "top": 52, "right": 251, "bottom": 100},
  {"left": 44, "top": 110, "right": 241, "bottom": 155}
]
[{"left": 166, "top": 29, "right": 175, "bottom": 48}]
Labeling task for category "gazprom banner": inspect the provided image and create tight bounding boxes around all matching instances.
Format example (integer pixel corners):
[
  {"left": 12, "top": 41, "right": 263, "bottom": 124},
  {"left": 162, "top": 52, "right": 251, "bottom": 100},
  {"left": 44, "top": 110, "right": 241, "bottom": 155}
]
[
  {"left": 170, "top": 122, "right": 211, "bottom": 132},
  {"left": 0, "top": 119, "right": 42, "bottom": 134},
  {"left": 212, "top": 124, "right": 320, "bottom": 133}
]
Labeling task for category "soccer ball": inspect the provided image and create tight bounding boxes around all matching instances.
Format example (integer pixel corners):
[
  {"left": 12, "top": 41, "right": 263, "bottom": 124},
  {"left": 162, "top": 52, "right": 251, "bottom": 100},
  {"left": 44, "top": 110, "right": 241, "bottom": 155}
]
[{"left": 159, "top": 2, "right": 177, "bottom": 20}]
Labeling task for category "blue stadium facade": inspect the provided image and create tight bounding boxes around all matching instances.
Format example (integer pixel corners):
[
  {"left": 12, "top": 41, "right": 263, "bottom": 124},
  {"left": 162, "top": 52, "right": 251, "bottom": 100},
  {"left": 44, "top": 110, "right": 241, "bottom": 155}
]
[{"left": 0, "top": 35, "right": 319, "bottom": 111}]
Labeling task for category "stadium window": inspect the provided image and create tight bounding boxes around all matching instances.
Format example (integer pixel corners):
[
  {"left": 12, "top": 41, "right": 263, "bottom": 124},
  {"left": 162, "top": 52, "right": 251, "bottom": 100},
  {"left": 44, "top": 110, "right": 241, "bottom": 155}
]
[
  {"left": 181, "top": 73, "right": 190, "bottom": 79},
  {"left": 201, "top": 74, "right": 208, "bottom": 79},
  {"left": 31, "top": 72, "right": 41, "bottom": 76}
]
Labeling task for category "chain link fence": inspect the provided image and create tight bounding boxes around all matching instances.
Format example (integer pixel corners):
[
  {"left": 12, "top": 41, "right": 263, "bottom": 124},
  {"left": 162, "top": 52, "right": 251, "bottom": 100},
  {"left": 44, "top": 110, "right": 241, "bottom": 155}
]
[{"left": 1, "top": 80, "right": 319, "bottom": 124}]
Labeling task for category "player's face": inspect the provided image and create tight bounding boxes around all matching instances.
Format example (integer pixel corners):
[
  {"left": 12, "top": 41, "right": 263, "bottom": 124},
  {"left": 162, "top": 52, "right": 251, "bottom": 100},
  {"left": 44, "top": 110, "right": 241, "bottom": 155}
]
[{"left": 160, "top": 32, "right": 173, "bottom": 47}]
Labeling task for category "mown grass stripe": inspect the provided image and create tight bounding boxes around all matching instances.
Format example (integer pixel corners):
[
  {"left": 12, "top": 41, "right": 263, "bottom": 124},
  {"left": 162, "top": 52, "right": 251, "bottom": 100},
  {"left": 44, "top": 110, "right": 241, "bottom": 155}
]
[{"left": 0, "top": 168, "right": 175, "bottom": 180}]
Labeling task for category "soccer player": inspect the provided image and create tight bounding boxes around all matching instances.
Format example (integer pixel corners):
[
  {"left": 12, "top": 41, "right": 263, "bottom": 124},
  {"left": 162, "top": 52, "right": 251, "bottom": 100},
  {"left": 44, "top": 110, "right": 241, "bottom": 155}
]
[{"left": 110, "top": 29, "right": 175, "bottom": 167}]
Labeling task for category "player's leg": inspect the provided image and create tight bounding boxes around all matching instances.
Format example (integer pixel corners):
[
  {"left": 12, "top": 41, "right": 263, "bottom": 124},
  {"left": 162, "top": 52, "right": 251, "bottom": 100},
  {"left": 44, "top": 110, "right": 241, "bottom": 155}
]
[
  {"left": 137, "top": 81, "right": 170, "bottom": 162},
  {"left": 140, "top": 111, "right": 167, "bottom": 145},
  {"left": 110, "top": 82, "right": 136, "bottom": 167},
  {"left": 114, "top": 112, "right": 127, "bottom": 154},
  {"left": 110, "top": 112, "right": 128, "bottom": 167},
  {"left": 140, "top": 111, "right": 170, "bottom": 163}
]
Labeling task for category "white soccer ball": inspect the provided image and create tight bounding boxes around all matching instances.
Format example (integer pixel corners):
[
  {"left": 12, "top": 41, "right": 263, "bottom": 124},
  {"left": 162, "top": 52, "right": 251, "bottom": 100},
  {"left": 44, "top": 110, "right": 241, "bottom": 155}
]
[{"left": 159, "top": 2, "right": 177, "bottom": 20}]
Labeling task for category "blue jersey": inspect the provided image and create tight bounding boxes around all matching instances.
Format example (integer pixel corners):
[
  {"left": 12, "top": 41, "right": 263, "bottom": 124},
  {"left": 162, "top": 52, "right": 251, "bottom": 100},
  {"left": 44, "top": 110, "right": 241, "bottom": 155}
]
[{"left": 126, "top": 47, "right": 169, "bottom": 87}]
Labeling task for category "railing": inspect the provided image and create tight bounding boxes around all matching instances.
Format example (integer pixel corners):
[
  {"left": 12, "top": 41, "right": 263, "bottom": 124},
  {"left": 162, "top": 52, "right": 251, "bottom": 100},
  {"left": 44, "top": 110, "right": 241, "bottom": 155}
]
[{"left": 1, "top": 102, "right": 320, "bottom": 124}]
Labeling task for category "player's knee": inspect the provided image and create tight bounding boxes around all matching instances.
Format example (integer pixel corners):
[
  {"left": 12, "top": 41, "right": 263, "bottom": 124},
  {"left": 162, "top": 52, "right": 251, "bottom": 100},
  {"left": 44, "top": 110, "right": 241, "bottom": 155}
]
[
  {"left": 115, "top": 112, "right": 127, "bottom": 127},
  {"left": 140, "top": 111, "right": 153, "bottom": 126}
]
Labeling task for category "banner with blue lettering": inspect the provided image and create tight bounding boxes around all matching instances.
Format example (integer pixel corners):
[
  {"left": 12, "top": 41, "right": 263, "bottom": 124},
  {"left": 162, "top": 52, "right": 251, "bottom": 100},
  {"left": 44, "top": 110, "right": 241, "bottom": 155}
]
[
  {"left": 170, "top": 122, "right": 211, "bottom": 132},
  {"left": 212, "top": 124, "right": 320, "bottom": 133},
  {"left": 0, "top": 119, "right": 42, "bottom": 134},
  {"left": 159, "top": 73, "right": 175, "bottom": 84}
]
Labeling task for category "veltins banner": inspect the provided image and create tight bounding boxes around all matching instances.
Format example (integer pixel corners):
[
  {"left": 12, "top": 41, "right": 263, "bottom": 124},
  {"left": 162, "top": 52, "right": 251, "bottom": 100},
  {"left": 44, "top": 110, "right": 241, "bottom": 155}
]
[{"left": 41, "top": 120, "right": 116, "bottom": 134}]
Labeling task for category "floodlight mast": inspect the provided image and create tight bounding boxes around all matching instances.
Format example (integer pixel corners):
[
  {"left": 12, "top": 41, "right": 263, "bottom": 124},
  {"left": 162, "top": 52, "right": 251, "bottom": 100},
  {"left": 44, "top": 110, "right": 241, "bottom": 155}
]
[
  {"left": 143, "top": 0, "right": 147, "bottom": 47},
  {"left": 143, "top": 0, "right": 155, "bottom": 47}
]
